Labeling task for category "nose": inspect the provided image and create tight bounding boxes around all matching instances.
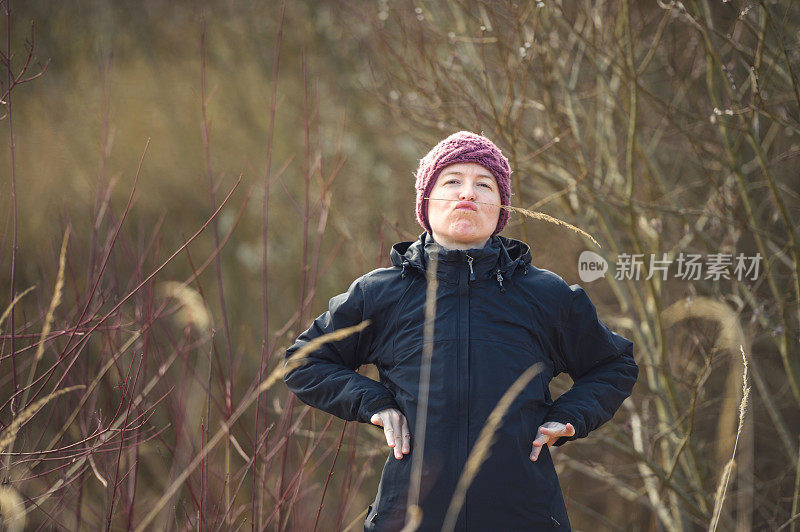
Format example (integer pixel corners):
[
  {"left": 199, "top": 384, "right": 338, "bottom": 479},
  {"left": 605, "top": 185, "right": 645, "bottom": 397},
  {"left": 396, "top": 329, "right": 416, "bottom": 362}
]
[{"left": 458, "top": 183, "right": 476, "bottom": 201}]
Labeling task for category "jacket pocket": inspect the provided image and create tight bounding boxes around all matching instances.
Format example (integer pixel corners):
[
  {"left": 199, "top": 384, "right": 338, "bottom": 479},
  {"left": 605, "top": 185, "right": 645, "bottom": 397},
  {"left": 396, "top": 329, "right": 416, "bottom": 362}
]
[
  {"left": 364, "top": 504, "right": 378, "bottom": 530},
  {"left": 366, "top": 453, "right": 413, "bottom": 531}
]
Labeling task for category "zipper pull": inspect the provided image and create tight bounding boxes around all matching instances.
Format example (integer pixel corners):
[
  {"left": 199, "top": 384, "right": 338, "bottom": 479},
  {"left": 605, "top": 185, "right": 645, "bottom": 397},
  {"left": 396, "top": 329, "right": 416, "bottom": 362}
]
[
  {"left": 496, "top": 269, "right": 506, "bottom": 293},
  {"left": 466, "top": 254, "right": 476, "bottom": 281}
]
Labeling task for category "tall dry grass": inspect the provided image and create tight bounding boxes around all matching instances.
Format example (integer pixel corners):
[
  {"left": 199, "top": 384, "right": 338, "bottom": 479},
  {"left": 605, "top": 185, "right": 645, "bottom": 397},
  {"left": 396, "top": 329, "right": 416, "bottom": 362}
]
[
  {"left": 708, "top": 346, "right": 750, "bottom": 532},
  {"left": 0, "top": 2, "right": 371, "bottom": 529},
  {"left": 404, "top": 247, "right": 438, "bottom": 531},
  {"left": 339, "top": 1, "right": 800, "bottom": 529},
  {"left": 0, "top": 1, "right": 797, "bottom": 530},
  {"left": 0, "top": 485, "right": 26, "bottom": 532}
]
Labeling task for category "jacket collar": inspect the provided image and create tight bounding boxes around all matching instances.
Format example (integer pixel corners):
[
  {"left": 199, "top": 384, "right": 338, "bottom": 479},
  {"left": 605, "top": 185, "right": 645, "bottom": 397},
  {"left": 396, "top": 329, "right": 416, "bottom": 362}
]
[{"left": 390, "top": 232, "right": 532, "bottom": 281}]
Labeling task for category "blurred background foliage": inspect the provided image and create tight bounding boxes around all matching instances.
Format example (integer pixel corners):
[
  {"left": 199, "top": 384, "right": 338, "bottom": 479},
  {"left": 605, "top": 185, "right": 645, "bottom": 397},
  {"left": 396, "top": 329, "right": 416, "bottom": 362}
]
[{"left": 1, "top": 0, "right": 798, "bottom": 530}]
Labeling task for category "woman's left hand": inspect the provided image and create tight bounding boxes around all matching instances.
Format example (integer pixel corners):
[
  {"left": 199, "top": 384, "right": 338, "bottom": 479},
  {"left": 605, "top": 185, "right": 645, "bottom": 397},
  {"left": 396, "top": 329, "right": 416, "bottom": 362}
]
[{"left": 529, "top": 422, "right": 575, "bottom": 461}]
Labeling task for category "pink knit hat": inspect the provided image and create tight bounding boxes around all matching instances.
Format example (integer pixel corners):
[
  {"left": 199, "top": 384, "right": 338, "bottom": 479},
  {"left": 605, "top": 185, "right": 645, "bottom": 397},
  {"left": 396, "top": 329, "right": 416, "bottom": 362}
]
[{"left": 414, "top": 131, "right": 512, "bottom": 236}]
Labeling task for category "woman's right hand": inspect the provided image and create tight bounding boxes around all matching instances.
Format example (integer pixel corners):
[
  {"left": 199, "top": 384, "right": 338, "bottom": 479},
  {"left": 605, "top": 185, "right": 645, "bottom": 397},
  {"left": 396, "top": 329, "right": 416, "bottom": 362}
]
[{"left": 370, "top": 408, "right": 411, "bottom": 460}]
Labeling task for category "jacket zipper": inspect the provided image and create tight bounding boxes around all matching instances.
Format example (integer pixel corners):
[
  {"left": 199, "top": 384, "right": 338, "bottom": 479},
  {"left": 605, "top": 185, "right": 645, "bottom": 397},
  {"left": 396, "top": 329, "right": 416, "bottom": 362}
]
[
  {"left": 496, "top": 269, "right": 505, "bottom": 293},
  {"left": 465, "top": 254, "right": 476, "bottom": 281},
  {"left": 459, "top": 252, "right": 472, "bottom": 531}
]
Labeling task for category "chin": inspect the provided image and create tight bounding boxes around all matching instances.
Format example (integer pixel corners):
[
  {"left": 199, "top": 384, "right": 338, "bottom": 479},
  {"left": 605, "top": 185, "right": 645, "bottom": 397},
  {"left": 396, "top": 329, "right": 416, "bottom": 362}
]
[
  {"left": 452, "top": 232, "right": 491, "bottom": 246},
  {"left": 449, "top": 221, "right": 477, "bottom": 233}
]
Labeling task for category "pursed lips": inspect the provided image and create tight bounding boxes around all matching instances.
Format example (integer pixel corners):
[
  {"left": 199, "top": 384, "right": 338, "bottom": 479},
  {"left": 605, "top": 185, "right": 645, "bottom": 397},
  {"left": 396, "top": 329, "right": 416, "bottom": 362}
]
[{"left": 455, "top": 201, "right": 478, "bottom": 211}]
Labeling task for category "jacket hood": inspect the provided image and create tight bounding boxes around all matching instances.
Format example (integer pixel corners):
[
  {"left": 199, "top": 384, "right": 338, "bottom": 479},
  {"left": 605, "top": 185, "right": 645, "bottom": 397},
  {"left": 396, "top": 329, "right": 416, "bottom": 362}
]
[{"left": 390, "top": 232, "right": 532, "bottom": 282}]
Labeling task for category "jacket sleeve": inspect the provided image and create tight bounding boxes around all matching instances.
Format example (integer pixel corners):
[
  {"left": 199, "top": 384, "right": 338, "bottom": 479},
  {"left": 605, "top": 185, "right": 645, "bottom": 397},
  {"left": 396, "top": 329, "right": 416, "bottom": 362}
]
[
  {"left": 283, "top": 276, "right": 400, "bottom": 425},
  {"left": 543, "top": 284, "right": 638, "bottom": 446}
]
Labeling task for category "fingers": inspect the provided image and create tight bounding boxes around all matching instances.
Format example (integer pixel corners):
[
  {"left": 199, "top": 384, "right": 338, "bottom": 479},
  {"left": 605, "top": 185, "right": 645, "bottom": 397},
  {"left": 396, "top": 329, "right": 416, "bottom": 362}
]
[
  {"left": 530, "top": 422, "right": 575, "bottom": 461},
  {"left": 372, "top": 409, "right": 412, "bottom": 460},
  {"left": 383, "top": 412, "right": 397, "bottom": 450},
  {"left": 531, "top": 431, "right": 549, "bottom": 447},
  {"left": 392, "top": 413, "right": 403, "bottom": 459},
  {"left": 530, "top": 429, "right": 548, "bottom": 461},
  {"left": 539, "top": 422, "right": 575, "bottom": 438},
  {"left": 400, "top": 414, "right": 411, "bottom": 455}
]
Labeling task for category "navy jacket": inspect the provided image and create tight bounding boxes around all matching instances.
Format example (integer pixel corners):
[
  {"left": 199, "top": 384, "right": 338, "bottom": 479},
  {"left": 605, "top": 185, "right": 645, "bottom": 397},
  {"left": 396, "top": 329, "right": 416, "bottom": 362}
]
[{"left": 283, "top": 232, "right": 638, "bottom": 531}]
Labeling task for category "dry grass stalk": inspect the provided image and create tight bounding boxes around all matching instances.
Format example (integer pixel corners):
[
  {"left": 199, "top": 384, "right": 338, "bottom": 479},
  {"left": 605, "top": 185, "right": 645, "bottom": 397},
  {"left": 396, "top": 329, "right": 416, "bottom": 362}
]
[
  {"left": 157, "top": 280, "right": 212, "bottom": 331},
  {"left": 424, "top": 197, "right": 601, "bottom": 248},
  {"left": 0, "top": 285, "right": 35, "bottom": 331},
  {"left": 661, "top": 296, "right": 746, "bottom": 355},
  {"left": 278, "top": 320, "right": 370, "bottom": 388},
  {"left": 629, "top": 410, "right": 674, "bottom": 528},
  {"left": 400, "top": 504, "right": 422, "bottom": 532},
  {"left": 34, "top": 227, "right": 70, "bottom": 362},
  {"left": 0, "top": 485, "right": 26, "bottom": 532},
  {"left": 4, "top": 229, "right": 72, "bottom": 478},
  {"left": 441, "top": 362, "right": 543, "bottom": 532},
  {"left": 88, "top": 453, "right": 108, "bottom": 488},
  {"left": 661, "top": 295, "right": 761, "bottom": 469},
  {"left": 790, "top": 439, "right": 800, "bottom": 532},
  {"left": 708, "top": 346, "right": 750, "bottom": 532},
  {"left": 13, "top": 228, "right": 71, "bottom": 439},
  {"left": 404, "top": 248, "right": 439, "bottom": 531},
  {"left": 228, "top": 432, "right": 250, "bottom": 462},
  {"left": 134, "top": 320, "right": 370, "bottom": 532},
  {"left": 342, "top": 506, "right": 370, "bottom": 532},
  {"left": 500, "top": 205, "right": 602, "bottom": 249},
  {"left": 0, "top": 385, "right": 85, "bottom": 454}
]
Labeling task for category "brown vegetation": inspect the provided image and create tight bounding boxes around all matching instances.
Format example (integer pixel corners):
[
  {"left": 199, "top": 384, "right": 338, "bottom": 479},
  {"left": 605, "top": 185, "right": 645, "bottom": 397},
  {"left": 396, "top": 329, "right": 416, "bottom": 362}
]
[{"left": 0, "top": 1, "right": 797, "bottom": 530}]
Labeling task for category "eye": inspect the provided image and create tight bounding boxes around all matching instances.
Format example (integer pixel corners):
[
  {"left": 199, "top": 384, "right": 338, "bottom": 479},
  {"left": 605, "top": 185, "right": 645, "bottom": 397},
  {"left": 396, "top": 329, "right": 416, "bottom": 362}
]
[{"left": 478, "top": 182, "right": 493, "bottom": 189}]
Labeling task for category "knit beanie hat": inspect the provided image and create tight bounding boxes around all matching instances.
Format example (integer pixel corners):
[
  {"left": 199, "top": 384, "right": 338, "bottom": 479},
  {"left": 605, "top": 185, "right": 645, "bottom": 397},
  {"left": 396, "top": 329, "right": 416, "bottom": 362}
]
[{"left": 414, "top": 130, "right": 512, "bottom": 236}]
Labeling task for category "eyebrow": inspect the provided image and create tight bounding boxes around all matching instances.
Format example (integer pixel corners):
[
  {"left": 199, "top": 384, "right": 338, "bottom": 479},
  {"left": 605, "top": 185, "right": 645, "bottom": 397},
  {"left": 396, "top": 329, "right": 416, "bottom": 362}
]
[{"left": 441, "top": 170, "right": 494, "bottom": 179}]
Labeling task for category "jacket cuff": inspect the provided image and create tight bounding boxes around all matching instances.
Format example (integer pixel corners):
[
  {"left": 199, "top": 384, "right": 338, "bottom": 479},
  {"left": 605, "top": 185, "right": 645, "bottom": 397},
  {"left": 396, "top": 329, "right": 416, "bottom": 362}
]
[{"left": 360, "top": 396, "right": 401, "bottom": 425}]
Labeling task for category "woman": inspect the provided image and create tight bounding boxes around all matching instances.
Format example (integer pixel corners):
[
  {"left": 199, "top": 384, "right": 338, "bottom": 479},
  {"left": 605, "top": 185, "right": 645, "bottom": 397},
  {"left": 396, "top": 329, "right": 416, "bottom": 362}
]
[{"left": 283, "top": 131, "right": 638, "bottom": 531}]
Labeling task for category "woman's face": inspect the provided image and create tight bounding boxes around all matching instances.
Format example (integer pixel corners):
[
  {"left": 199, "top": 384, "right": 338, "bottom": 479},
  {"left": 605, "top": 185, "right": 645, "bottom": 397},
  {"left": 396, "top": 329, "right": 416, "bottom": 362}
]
[{"left": 427, "top": 162, "right": 502, "bottom": 250}]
